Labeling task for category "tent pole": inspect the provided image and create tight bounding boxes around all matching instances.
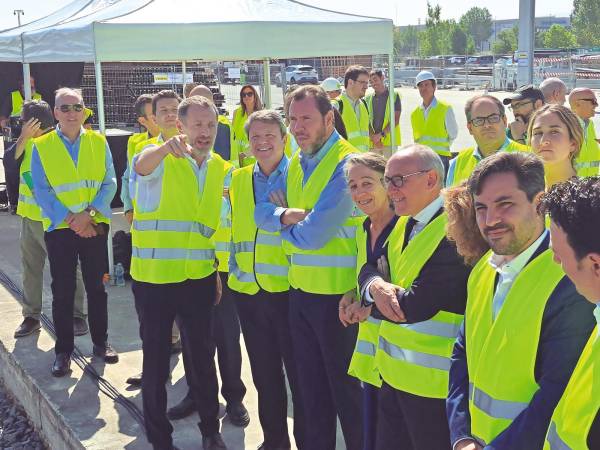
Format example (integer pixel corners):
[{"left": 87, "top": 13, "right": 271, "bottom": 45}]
[
  {"left": 182, "top": 61, "right": 187, "bottom": 97},
  {"left": 263, "top": 58, "right": 271, "bottom": 108},
  {"left": 23, "top": 63, "right": 32, "bottom": 100},
  {"left": 387, "top": 52, "right": 396, "bottom": 153}
]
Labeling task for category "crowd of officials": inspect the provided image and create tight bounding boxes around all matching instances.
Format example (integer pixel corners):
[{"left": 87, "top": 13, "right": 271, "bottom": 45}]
[{"left": 2, "top": 64, "right": 600, "bottom": 450}]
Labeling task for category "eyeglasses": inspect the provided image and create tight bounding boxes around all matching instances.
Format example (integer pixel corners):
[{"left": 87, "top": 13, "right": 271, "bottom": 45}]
[
  {"left": 384, "top": 170, "right": 429, "bottom": 188},
  {"left": 508, "top": 100, "right": 532, "bottom": 112},
  {"left": 242, "top": 91, "right": 254, "bottom": 98},
  {"left": 355, "top": 80, "right": 369, "bottom": 86},
  {"left": 579, "top": 98, "right": 598, "bottom": 106},
  {"left": 470, "top": 113, "right": 503, "bottom": 127},
  {"left": 58, "top": 104, "right": 84, "bottom": 113}
]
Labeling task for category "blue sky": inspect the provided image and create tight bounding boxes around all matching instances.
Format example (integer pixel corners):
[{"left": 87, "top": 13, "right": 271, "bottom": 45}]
[{"left": 0, "top": 0, "right": 571, "bottom": 30}]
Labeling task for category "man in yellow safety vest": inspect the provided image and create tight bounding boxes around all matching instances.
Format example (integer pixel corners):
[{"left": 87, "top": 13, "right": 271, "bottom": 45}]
[
  {"left": 334, "top": 65, "right": 371, "bottom": 152},
  {"left": 569, "top": 88, "right": 600, "bottom": 177},
  {"left": 366, "top": 69, "right": 401, "bottom": 157}
]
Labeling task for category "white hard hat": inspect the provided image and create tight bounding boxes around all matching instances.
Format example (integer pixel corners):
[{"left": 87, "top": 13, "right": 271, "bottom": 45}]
[
  {"left": 321, "top": 77, "right": 342, "bottom": 92},
  {"left": 415, "top": 70, "right": 436, "bottom": 86}
]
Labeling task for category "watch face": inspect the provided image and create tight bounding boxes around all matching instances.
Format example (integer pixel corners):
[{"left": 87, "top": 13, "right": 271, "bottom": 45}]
[{"left": 89, "top": 209, "right": 96, "bottom": 217}]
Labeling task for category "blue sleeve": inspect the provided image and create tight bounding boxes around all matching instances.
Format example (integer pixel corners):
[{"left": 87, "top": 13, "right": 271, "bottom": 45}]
[
  {"left": 90, "top": 142, "right": 117, "bottom": 218},
  {"left": 446, "top": 156, "right": 458, "bottom": 187},
  {"left": 30, "top": 145, "right": 70, "bottom": 230},
  {"left": 221, "top": 168, "right": 232, "bottom": 220},
  {"left": 254, "top": 166, "right": 288, "bottom": 232},
  {"left": 280, "top": 157, "right": 355, "bottom": 250},
  {"left": 447, "top": 320, "right": 473, "bottom": 447},
  {"left": 120, "top": 162, "right": 133, "bottom": 212}
]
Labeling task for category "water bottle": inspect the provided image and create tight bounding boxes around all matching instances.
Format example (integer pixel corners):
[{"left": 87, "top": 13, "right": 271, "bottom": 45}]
[{"left": 115, "top": 263, "right": 126, "bottom": 287}]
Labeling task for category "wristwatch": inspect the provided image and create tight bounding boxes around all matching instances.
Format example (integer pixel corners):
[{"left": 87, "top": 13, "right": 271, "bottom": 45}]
[{"left": 85, "top": 207, "right": 96, "bottom": 218}]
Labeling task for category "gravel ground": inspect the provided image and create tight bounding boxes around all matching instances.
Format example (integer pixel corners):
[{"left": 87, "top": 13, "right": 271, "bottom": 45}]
[{"left": 0, "top": 380, "right": 47, "bottom": 450}]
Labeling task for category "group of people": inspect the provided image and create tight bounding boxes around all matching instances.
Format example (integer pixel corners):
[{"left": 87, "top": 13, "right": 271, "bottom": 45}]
[{"left": 5, "top": 62, "right": 600, "bottom": 450}]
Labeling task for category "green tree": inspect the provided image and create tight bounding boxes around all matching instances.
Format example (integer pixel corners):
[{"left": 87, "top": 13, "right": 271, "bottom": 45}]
[
  {"left": 394, "top": 25, "right": 419, "bottom": 56},
  {"left": 492, "top": 26, "right": 518, "bottom": 54},
  {"left": 572, "top": 0, "right": 600, "bottom": 46},
  {"left": 543, "top": 24, "right": 577, "bottom": 48},
  {"left": 535, "top": 30, "right": 547, "bottom": 48},
  {"left": 451, "top": 25, "right": 468, "bottom": 54},
  {"left": 459, "top": 7, "right": 493, "bottom": 51},
  {"left": 419, "top": 2, "right": 455, "bottom": 56}
]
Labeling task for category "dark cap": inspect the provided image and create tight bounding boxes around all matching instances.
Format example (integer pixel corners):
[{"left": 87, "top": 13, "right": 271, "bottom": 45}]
[{"left": 502, "top": 85, "right": 545, "bottom": 105}]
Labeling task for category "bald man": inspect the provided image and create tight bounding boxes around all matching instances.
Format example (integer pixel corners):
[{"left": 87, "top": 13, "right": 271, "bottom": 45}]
[
  {"left": 569, "top": 88, "right": 600, "bottom": 177},
  {"left": 539, "top": 78, "right": 567, "bottom": 106}
]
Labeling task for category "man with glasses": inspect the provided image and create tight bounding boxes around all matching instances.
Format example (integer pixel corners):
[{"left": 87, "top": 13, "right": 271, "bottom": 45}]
[
  {"left": 503, "top": 85, "right": 544, "bottom": 145},
  {"left": 569, "top": 88, "right": 600, "bottom": 177},
  {"left": 359, "top": 144, "right": 470, "bottom": 449},
  {"left": 334, "top": 65, "right": 371, "bottom": 152},
  {"left": 446, "top": 95, "right": 529, "bottom": 186},
  {"left": 31, "top": 88, "right": 118, "bottom": 377}
]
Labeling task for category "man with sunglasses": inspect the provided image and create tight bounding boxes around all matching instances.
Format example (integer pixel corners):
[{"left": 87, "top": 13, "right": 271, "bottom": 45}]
[
  {"left": 446, "top": 95, "right": 529, "bottom": 187},
  {"left": 30, "top": 88, "right": 118, "bottom": 377},
  {"left": 569, "top": 88, "right": 600, "bottom": 177},
  {"left": 334, "top": 65, "right": 371, "bottom": 152},
  {"left": 503, "top": 85, "right": 544, "bottom": 145},
  {"left": 358, "top": 144, "right": 471, "bottom": 449}
]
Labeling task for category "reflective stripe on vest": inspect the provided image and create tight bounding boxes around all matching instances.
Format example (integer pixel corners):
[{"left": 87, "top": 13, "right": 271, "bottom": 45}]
[
  {"left": 338, "top": 96, "right": 370, "bottom": 152},
  {"left": 376, "top": 213, "right": 463, "bottom": 398},
  {"left": 467, "top": 248, "right": 565, "bottom": 444},
  {"left": 543, "top": 326, "right": 599, "bottom": 450},
  {"left": 34, "top": 130, "right": 109, "bottom": 230},
  {"left": 576, "top": 120, "right": 600, "bottom": 177},
  {"left": 366, "top": 90, "right": 402, "bottom": 149},
  {"left": 410, "top": 101, "right": 452, "bottom": 156},
  {"left": 130, "top": 153, "right": 231, "bottom": 284},
  {"left": 228, "top": 164, "right": 290, "bottom": 295},
  {"left": 17, "top": 139, "right": 43, "bottom": 221},
  {"left": 282, "top": 139, "right": 360, "bottom": 294}
]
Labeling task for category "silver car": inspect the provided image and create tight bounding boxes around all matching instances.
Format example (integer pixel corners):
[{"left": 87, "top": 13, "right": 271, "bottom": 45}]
[{"left": 275, "top": 65, "right": 319, "bottom": 86}]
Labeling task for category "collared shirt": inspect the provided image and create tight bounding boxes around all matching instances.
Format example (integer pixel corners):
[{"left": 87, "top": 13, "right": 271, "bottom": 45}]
[
  {"left": 228, "top": 155, "right": 289, "bottom": 275},
  {"left": 338, "top": 92, "right": 364, "bottom": 122},
  {"left": 371, "top": 88, "right": 401, "bottom": 134},
  {"left": 254, "top": 130, "right": 356, "bottom": 251},
  {"left": 446, "top": 137, "right": 512, "bottom": 187},
  {"left": 30, "top": 125, "right": 117, "bottom": 231},
  {"left": 420, "top": 97, "right": 459, "bottom": 143},
  {"left": 488, "top": 229, "right": 549, "bottom": 321}
]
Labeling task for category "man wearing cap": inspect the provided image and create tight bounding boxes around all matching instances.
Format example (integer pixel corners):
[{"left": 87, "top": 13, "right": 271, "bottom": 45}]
[
  {"left": 569, "top": 88, "right": 600, "bottom": 177},
  {"left": 321, "top": 77, "right": 342, "bottom": 100},
  {"left": 503, "top": 85, "right": 544, "bottom": 145},
  {"left": 539, "top": 78, "right": 567, "bottom": 106},
  {"left": 410, "top": 70, "right": 458, "bottom": 173},
  {"left": 334, "top": 65, "right": 371, "bottom": 152},
  {"left": 366, "top": 69, "right": 401, "bottom": 158}
]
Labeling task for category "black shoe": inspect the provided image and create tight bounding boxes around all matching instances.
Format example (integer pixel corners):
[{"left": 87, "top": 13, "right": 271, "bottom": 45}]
[
  {"left": 203, "top": 433, "right": 227, "bottom": 450},
  {"left": 167, "top": 395, "right": 196, "bottom": 420},
  {"left": 126, "top": 372, "right": 143, "bottom": 386},
  {"left": 73, "top": 317, "right": 89, "bottom": 336},
  {"left": 257, "top": 444, "right": 291, "bottom": 450},
  {"left": 93, "top": 342, "right": 119, "bottom": 364},
  {"left": 9, "top": 204, "right": 17, "bottom": 215},
  {"left": 14, "top": 317, "right": 41, "bottom": 338},
  {"left": 170, "top": 339, "right": 182, "bottom": 355},
  {"left": 51, "top": 353, "right": 71, "bottom": 377},
  {"left": 226, "top": 402, "right": 250, "bottom": 427}
]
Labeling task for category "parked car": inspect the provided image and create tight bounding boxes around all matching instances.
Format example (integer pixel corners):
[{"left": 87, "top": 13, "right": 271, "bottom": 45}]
[
  {"left": 449, "top": 56, "right": 466, "bottom": 64},
  {"left": 466, "top": 55, "right": 495, "bottom": 65},
  {"left": 275, "top": 65, "right": 319, "bottom": 86}
]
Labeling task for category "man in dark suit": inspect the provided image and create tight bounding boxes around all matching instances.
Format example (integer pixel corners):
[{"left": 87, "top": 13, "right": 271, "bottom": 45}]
[
  {"left": 447, "top": 152, "right": 596, "bottom": 450},
  {"left": 358, "top": 144, "right": 471, "bottom": 450}
]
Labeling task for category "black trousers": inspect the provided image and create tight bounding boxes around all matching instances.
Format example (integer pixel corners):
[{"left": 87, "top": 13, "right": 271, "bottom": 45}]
[
  {"left": 133, "top": 274, "right": 220, "bottom": 450},
  {"left": 289, "top": 289, "right": 363, "bottom": 450},
  {"left": 235, "top": 289, "right": 305, "bottom": 449},
  {"left": 44, "top": 225, "right": 109, "bottom": 355},
  {"left": 375, "top": 381, "right": 451, "bottom": 450}
]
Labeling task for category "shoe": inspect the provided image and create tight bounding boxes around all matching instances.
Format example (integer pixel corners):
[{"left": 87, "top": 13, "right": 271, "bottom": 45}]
[
  {"left": 226, "top": 402, "right": 250, "bottom": 427},
  {"left": 9, "top": 204, "right": 17, "bottom": 215},
  {"left": 203, "top": 433, "right": 227, "bottom": 450},
  {"left": 126, "top": 372, "right": 143, "bottom": 386},
  {"left": 51, "top": 353, "right": 71, "bottom": 377},
  {"left": 73, "top": 317, "right": 89, "bottom": 336},
  {"left": 257, "top": 444, "right": 291, "bottom": 450},
  {"left": 14, "top": 317, "right": 41, "bottom": 338},
  {"left": 93, "top": 342, "right": 119, "bottom": 364},
  {"left": 167, "top": 395, "right": 195, "bottom": 420},
  {"left": 170, "top": 339, "right": 182, "bottom": 355}
]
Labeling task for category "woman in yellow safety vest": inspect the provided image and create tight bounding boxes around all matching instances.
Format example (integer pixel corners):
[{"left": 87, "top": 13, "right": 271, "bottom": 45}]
[
  {"left": 232, "top": 84, "right": 263, "bottom": 166},
  {"left": 339, "top": 152, "right": 396, "bottom": 450},
  {"left": 528, "top": 104, "right": 584, "bottom": 189}
]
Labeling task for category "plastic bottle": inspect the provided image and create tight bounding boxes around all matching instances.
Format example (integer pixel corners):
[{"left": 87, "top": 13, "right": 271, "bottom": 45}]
[{"left": 115, "top": 263, "right": 126, "bottom": 287}]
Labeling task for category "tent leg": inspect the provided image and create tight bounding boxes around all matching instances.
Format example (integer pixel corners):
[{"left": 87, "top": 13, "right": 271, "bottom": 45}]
[
  {"left": 387, "top": 53, "right": 396, "bottom": 152},
  {"left": 94, "top": 61, "right": 113, "bottom": 282},
  {"left": 23, "top": 63, "right": 32, "bottom": 100},
  {"left": 182, "top": 61, "right": 187, "bottom": 97},
  {"left": 263, "top": 58, "right": 271, "bottom": 108}
]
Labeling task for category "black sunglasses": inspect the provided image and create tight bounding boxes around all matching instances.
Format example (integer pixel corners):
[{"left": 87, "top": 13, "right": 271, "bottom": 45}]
[
  {"left": 242, "top": 91, "right": 254, "bottom": 98},
  {"left": 58, "top": 103, "right": 84, "bottom": 113}
]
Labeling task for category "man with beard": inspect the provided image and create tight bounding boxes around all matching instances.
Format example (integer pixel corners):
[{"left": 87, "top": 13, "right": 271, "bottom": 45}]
[
  {"left": 447, "top": 151, "right": 595, "bottom": 450},
  {"left": 503, "top": 85, "right": 544, "bottom": 145},
  {"left": 256, "top": 85, "right": 364, "bottom": 449},
  {"left": 131, "top": 96, "right": 231, "bottom": 450}
]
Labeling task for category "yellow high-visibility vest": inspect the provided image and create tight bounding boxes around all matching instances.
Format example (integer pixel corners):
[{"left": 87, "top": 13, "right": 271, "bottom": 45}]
[
  {"left": 411, "top": 100, "right": 452, "bottom": 157},
  {"left": 127, "top": 132, "right": 149, "bottom": 165},
  {"left": 337, "top": 95, "right": 370, "bottom": 152},
  {"left": 576, "top": 120, "right": 600, "bottom": 177},
  {"left": 35, "top": 129, "right": 110, "bottom": 230},
  {"left": 16, "top": 139, "right": 43, "bottom": 221},
  {"left": 365, "top": 89, "right": 402, "bottom": 151},
  {"left": 10, "top": 90, "right": 42, "bottom": 116},
  {"left": 228, "top": 164, "right": 290, "bottom": 294},
  {"left": 466, "top": 248, "right": 564, "bottom": 445}
]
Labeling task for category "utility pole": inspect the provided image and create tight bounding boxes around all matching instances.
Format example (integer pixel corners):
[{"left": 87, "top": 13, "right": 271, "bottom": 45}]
[{"left": 14, "top": 9, "right": 24, "bottom": 27}]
